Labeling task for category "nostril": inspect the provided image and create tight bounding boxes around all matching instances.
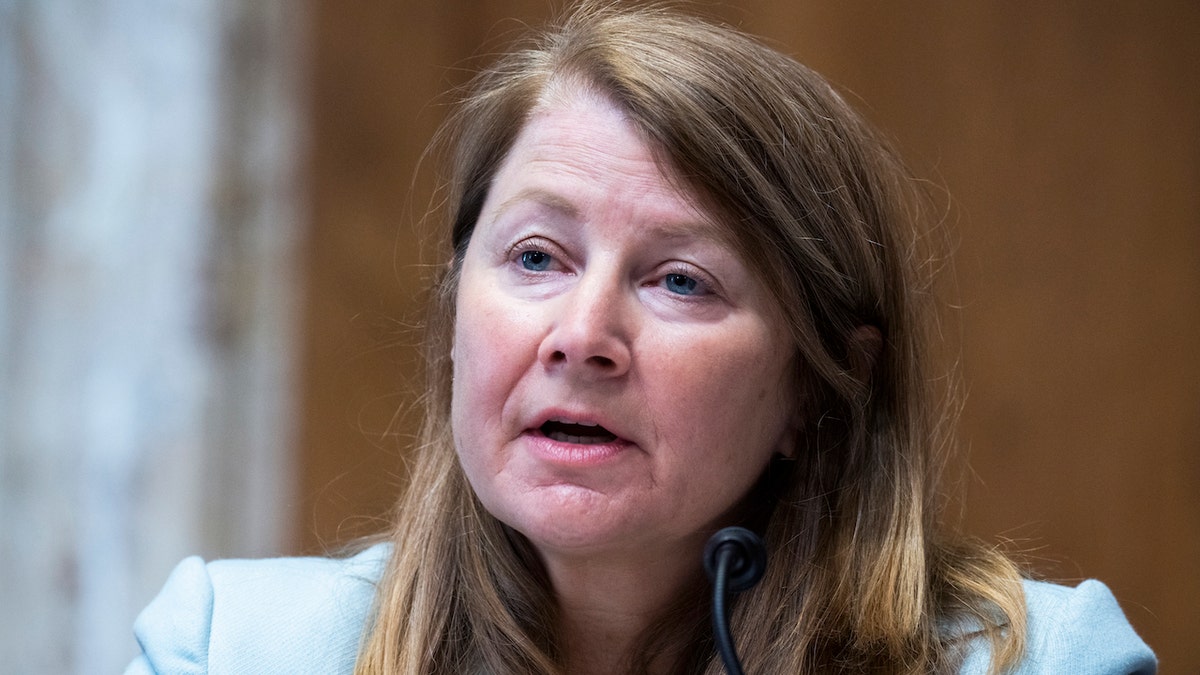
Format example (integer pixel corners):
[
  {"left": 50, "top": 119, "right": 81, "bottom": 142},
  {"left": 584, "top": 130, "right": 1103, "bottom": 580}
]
[
  {"left": 588, "top": 355, "right": 616, "bottom": 368},
  {"left": 539, "top": 334, "right": 628, "bottom": 375},
  {"left": 548, "top": 351, "right": 613, "bottom": 368}
]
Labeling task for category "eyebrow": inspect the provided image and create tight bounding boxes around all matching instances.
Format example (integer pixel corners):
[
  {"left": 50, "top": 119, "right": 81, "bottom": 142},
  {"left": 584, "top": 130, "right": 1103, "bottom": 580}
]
[
  {"left": 491, "top": 189, "right": 579, "bottom": 223},
  {"left": 490, "top": 188, "right": 725, "bottom": 243}
]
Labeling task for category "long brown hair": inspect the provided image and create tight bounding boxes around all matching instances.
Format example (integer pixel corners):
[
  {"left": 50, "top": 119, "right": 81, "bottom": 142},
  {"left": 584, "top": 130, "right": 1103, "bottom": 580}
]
[{"left": 356, "top": 3, "right": 1025, "bottom": 673}]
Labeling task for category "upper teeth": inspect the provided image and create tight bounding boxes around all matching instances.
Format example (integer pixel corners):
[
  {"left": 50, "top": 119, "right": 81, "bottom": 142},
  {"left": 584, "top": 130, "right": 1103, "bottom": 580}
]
[{"left": 540, "top": 418, "right": 617, "bottom": 445}]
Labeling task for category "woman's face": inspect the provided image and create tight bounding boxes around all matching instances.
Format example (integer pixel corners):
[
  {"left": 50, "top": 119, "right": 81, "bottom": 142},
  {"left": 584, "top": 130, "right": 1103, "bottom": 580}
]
[{"left": 451, "top": 89, "right": 797, "bottom": 566}]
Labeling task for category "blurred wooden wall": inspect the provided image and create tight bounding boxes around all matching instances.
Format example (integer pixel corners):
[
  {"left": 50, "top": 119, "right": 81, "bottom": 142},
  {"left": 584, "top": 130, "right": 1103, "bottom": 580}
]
[{"left": 298, "top": 1, "right": 1199, "bottom": 668}]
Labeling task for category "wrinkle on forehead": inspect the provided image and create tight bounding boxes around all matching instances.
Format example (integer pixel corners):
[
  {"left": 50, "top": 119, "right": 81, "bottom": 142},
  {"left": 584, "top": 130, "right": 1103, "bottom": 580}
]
[
  {"left": 532, "top": 75, "right": 748, "bottom": 247},
  {"left": 520, "top": 78, "right": 736, "bottom": 243}
]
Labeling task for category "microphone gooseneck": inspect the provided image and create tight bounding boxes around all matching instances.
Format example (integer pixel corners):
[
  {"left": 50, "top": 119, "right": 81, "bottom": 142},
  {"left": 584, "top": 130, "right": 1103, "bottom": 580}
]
[{"left": 703, "top": 527, "right": 767, "bottom": 675}]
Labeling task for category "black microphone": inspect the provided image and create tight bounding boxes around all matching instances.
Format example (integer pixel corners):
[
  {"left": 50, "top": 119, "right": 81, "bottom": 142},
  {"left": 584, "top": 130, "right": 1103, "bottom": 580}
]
[{"left": 703, "top": 527, "right": 767, "bottom": 675}]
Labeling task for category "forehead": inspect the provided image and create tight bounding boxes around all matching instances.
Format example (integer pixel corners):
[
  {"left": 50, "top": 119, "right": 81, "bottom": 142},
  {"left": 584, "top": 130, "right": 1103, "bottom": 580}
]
[{"left": 488, "top": 86, "right": 734, "bottom": 245}]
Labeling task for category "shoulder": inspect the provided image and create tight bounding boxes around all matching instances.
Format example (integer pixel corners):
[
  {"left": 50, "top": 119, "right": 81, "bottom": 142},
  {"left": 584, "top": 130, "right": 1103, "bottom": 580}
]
[
  {"left": 1017, "top": 579, "right": 1156, "bottom": 673},
  {"left": 126, "top": 543, "right": 390, "bottom": 674},
  {"left": 959, "top": 578, "right": 1156, "bottom": 674}
]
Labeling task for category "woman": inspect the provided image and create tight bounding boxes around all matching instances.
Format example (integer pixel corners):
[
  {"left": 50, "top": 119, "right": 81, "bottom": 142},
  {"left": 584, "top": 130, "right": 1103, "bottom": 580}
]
[{"left": 128, "top": 4, "right": 1155, "bottom": 674}]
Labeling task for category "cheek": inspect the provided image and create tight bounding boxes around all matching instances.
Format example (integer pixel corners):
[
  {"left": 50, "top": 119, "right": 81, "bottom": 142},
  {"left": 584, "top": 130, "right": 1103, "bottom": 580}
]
[
  {"left": 452, "top": 308, "right": 498, "bottom": 431},
  {"left": 648, "top": 331, "right": 794, "bottom": 466},
  {"left": 450, "top": 291, "right": 536, "bottom": 454},
  {"left": 457, "top": 302, "right": 530, "bottom": 369}
]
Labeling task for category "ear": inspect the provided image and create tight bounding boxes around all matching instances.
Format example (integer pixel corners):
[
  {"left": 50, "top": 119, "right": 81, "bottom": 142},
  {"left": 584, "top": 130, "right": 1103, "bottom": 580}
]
[
  {"left": 773, "top": 359, "right": 812, "bottom": 460},
  {"left": 847, "top": 324, "right": 882, "bottom": 384},
  {"left": 772, "top": 409, "right": 804, "bottom": 460}
]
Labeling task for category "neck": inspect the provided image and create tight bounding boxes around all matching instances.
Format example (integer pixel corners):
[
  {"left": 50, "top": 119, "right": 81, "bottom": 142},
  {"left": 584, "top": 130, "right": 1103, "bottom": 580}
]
[{"left": 545, "top": 544, "right": 704, "bottom": 675}]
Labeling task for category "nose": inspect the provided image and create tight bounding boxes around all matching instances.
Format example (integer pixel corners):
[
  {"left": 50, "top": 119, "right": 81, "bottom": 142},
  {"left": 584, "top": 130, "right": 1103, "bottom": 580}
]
[{"left": 537, "top": 273, "right": 632, "bottom": 379}]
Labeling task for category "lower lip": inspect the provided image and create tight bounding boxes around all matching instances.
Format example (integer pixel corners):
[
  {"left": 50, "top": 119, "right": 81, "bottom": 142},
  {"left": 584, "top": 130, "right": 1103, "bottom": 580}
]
[{"left": 522, "top": 431, "right": 632, "bottom": 466}]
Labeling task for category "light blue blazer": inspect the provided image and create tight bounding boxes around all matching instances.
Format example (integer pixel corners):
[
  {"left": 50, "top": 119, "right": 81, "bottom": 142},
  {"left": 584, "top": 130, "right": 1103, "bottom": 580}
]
[{"left": 126, "top": 543, "right": 1156, "bottom": 674}]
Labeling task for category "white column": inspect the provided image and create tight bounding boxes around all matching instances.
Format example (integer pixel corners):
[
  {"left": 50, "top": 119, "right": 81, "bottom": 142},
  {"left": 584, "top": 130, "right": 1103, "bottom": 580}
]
[{"left": 0, "top": 1, "right": 305, "bottom": 672}]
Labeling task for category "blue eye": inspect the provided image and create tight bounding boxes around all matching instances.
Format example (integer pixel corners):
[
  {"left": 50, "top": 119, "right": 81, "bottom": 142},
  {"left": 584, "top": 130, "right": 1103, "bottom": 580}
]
[
  {"left": 664, "top": 273, "right": 699, "bottom": 295},
  {"left": 520, "top": 250, "right": 552, "bottom": 271}
]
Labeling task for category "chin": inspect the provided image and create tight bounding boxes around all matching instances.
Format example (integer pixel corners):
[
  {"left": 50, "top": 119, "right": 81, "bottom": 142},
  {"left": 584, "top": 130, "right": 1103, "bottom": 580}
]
[{"left": 500, "top": 488, "right": 644, "bottom": 556}]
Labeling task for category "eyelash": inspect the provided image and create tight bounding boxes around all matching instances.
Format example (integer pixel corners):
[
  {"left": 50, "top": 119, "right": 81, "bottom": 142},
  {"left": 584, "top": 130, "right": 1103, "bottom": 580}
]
[
  {"left": 656, "top": 266, "right": 714, "bottom": 298},
  {"left": 508, "top": 238, "right": 562, "bottom": 273},
  {"left": 506, "top": 238, "right": 720, "bottom": 299}
]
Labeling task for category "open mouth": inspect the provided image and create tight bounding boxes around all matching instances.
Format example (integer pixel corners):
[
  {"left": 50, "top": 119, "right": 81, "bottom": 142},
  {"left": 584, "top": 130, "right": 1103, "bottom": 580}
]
[{"left": 539, "top": 420, "right": 619, "bottom": 445}]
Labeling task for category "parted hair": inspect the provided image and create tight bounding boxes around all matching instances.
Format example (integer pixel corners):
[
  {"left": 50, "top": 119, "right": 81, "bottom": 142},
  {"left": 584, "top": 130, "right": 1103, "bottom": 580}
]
[{"left": 356, "top": 3, "right": 1026, "bottom": 673}]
